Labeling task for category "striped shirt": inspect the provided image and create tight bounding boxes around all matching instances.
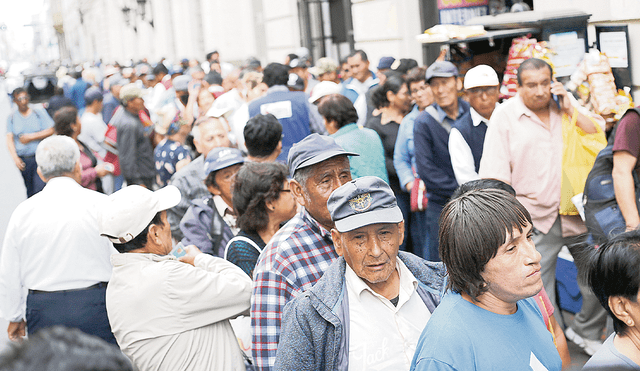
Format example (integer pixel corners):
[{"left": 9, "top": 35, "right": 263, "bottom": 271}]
[{"left": 251, "top": 208, "right": 338, "bottom": 370}]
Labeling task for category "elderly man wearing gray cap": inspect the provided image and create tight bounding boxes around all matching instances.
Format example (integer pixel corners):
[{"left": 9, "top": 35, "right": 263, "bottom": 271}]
[
  {"left": 99, "top": 184, "right": 252, "bottom": 371},
  {"left": 275, "top": 176, "right": 446, "bottom": 370},
  {"left": 251, "top": 133, "right": 357, "bottom": 370},
  {"left": 110, "top": 83, "right": 155, "bottom": 188},
  {"left": 413, "top": 60, "right": 470, "bottom": 262}
]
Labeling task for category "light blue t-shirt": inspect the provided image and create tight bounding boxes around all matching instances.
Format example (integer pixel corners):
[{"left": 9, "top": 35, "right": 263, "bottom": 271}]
[
  {"left": 583, "top": 333, "right": 640, "bottom": 370},
  {"left": 410, "top": 291, "right": 562, "bottom": 371},
  {"left": 331, "top": 122, "right": 389, "bottom": 183},
  {"left": 7, "top": 106, "right": 54, "bottom": 156}
]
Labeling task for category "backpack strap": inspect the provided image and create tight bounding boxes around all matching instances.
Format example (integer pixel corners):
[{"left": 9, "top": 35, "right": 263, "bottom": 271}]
[
  {"left": 224, "top": 236, "right": 262, "bottom": 260},
  {"left": 206, "top": 197, "right": 225, "bottom": 256}
]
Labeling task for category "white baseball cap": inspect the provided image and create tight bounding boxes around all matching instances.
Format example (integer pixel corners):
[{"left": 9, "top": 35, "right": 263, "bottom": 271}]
[
  {"left": 309, "top": 81, "right": 342, "bottom": 104},
  {"left": 464, "top": 65, "right": 499, "bottom": 90},
  {"left": 99, "top": 185, "right": 181, "bottom": 244}
]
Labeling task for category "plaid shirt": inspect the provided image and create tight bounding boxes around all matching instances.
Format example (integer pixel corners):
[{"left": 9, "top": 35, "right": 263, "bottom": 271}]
[{"left": 251, "top": 208, "right": 338, "bottom": 370}]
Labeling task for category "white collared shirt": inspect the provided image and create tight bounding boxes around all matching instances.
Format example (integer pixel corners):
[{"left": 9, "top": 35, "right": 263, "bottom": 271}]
[
  {"left": 449, "top": 106, "right": 494, "bottom": 185},
  {"left": 345, "top": 258, "right": 430, "bottom": 370},
  {"left": 0, "top": 177, "right": 117, "bottom": 322},
  {"left": 212, "top": 195, "right": 239, "bottom": 235}
]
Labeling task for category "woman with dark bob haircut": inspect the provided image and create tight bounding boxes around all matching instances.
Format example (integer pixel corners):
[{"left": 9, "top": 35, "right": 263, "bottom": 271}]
[
  {"left": 317, "top": 94, "right": 388, "bottom": 182},
  {"left": 411, "top": 189, "right": 562, "bottom": 371},
  {"left": 582, "top": 229, "right": 640, "bottom": 369},
  {"left": 53, "top": 106, "right": 111, "bottom": 191},
  {"left": 224, "top": 162, "right": 297, "bottom": 277}
]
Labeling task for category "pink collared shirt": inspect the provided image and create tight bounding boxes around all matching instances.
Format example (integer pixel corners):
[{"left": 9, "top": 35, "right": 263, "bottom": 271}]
[{"left": 479, "top": 94, "right": 601, "bottom": 236}]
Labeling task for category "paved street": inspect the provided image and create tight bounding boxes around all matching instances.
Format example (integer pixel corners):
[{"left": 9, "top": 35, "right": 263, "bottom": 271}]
[{"left": 0, "top": 79, "right": 27, "bottom": 354}]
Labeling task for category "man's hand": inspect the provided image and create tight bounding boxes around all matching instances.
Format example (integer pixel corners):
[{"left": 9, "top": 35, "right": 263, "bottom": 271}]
[
  {"left": 18, "top": 133, "right": 33, "bottom": 144},
  {"left": 187, "top": 80, "right": 201, "bottom": 99},
  {"left": 550, "top": 79, "right": 572, "bottom": 115},
  {"left": 95, "top": 163, "right": 112, "bottom": 178},
  {"left": 178, "top": 244, "right": 202, "bottom": 266},
  {"left": 7, "top": 320, "right": 26, "bottom": 342},
  {"left": 12, "top": 155, "right": 26, "bottom": 171}
]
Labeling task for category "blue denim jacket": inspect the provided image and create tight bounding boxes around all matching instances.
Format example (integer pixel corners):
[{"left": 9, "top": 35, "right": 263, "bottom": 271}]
[{"left": 274, "top": 251, "right": 446, "bottom": 371}]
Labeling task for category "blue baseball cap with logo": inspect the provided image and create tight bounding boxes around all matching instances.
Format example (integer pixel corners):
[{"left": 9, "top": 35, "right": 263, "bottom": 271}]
[
  {"left": 204, "top": 147, "right": 244, "bottom": 175},
  {"left": 288, "top": 133, "right": 359, "bottom": 177},
  {"left": 426, "top": 61, "right": 459, "bottom": 82},
  {"left": 327, "top": 176, "right": 403, "bottom": 232}
]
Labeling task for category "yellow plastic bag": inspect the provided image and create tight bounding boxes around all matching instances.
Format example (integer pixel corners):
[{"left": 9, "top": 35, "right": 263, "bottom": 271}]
[{"left": 561, "top": 108, "right": 607, "bottom": 215}]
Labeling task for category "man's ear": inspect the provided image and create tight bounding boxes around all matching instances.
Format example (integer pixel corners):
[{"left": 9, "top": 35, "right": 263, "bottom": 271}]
[
  {"left": 456, "top": 77, "right": 463, "bottom": 92},
  {"left": 289, "top": 179, "right": 307, "bottom": 207},
  {"left": 397, "top": 220, "right": 405, "bottom": 246},
  {"left": 207, "top": 183, "right": 221, "bottom": 196},
  {"left": 147, "top": 224, "right": 162, "bottom": 245},
  {"left": 36, "top": 168, "right": 48, "bottom": 183},
  {"left": 331, "top": 229, "right": 344, "bottom": 257}
]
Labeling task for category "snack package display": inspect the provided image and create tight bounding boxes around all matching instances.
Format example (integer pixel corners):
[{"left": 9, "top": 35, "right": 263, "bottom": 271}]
[
  {"left": 500, "top": 36, "right": 554, "bottom": 99},
  {"left": 566, "top": 49, "right": 634, "bottom": 127}
]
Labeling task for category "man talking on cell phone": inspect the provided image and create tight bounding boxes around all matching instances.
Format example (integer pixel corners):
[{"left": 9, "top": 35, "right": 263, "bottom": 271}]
[{"left": 479, "top": 58, "right": 607, "bottom": 356}]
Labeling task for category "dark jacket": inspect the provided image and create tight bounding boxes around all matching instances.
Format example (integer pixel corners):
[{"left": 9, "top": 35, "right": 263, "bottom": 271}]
[{"left": 274, "top": 251, "right": 446, "bottom": 371}]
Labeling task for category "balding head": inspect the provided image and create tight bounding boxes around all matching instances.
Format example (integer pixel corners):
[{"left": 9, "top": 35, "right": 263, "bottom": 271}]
[{"left": 192, "top": 117, "right": 232, "bottom": 156}]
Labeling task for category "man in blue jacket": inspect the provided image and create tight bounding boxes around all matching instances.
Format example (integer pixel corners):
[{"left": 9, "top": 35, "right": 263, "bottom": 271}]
[
  {"left": 275, "top": 176, "right": 446, "bottom": 370},
  {"left": 248, "top": 63, "right": 325, "bottom": 162},
  {"left": 413, "top": 61, "right": 470, "bottom": 261}
]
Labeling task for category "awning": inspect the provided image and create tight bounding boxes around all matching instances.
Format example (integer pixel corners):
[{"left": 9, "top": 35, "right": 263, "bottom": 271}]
[{"left": 416, "top": 27, "right": 539, "bottom": 46}]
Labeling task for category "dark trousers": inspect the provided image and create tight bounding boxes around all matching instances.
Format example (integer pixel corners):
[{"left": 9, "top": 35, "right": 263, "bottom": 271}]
[
  {"left": 26, "top": 285, "right": 116, "bottom": 345},
  {"left": 410, "top": 209, "right": 429, "bottom": 260},
  {"left": 424, "top": 201, "right": 444, "bottom": 262},
  {"left": 20, "top": 155, "right": 46, "bottom": 198},
  {"left": 396, "top": 191, "right": 412, "bottom": 252}
]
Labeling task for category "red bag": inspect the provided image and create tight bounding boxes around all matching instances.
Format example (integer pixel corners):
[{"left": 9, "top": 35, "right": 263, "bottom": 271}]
[{"left": 410, "top": 178, "right": 428, "bottom": 212}]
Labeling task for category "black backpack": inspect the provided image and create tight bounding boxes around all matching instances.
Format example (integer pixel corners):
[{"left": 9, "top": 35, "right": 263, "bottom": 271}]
[{"left": 583, "top": 108, "right": 640, "bottom": 244}]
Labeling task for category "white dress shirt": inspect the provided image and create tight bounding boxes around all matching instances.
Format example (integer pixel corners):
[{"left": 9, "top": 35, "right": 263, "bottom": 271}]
[
  {"left": 345, "top": 258, "right": 430, "bottom": 371},
  {"left": 0, "top": 177, "right": 117, "bottom": 322},
  {"left": 449, "top": 106, "right": 492, "bottom": 185}
]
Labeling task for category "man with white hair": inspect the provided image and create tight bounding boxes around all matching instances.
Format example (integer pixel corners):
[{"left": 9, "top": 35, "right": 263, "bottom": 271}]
[
  {"left": 167, "top": 116, "right": 232, "bottom": 241},
  {"left": 448, "top": 64, "right": 501, "bottom": 185},
  {"left": 0, "top": 135, "right": 117, "bottom": 344}
]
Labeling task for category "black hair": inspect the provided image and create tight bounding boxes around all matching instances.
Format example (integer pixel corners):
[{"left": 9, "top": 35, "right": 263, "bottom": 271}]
[
  {"left": 517, "top": 58, "right": 553, "bottom": 86},
  {"left": 53, "top": 86, "right": 65, "bottom": 96},
  {"left": 405, "top": 66, "right": 427, "bottom": 89},
  {"left": 233, "top": 162, "right": 289, "bottom": 232},
  {"left": 349, "top": 49, "right": 368, "bottom": 62},
  {"left": 244, "top": 113, "right": 283, "bottom": 158},
  {"left": 0, "top": 326, "right": 133, "bottom": 371},
  {"left": 12, "top": 87, "right": 27, "bottom": 99},
  {"left": 370, "top": 75, "right": 405, "bottom": 109},
  {"left": 263, "top": 63, "right": 290, "bottom": 88},
  {"left": 317, "top": 94, "right": 359, "bottom": 129},
  {"left": 114, "top": 212, "right": 164, "bottom": 253},
  {"left": 439, "top": 189, "right": 532, "bottom": 300},
  {"left": 205, "top": 71, "right": 223, "bottom": 86},
  {"left": 451, "top": 179, "right": 516, "bottom": 200},
  {"left": 206, "top": 51, "right": 219, "bottom": 61},
  {"left": 588, "top": 229, "right": 640, "bottom": 336},
  {"left": 152, "top": 63, "right": 169, "bottom": 76},
  {"left": 53, "top": 106, "right": 79, "bottom": 137},
  {"left": 393, "top": 58, "right": 419, "bottom": 75}
]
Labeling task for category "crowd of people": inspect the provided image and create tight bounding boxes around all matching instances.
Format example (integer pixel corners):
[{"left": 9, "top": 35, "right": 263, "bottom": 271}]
[{"left": 1, "top": 47, "right": 639, "bottom": 371}]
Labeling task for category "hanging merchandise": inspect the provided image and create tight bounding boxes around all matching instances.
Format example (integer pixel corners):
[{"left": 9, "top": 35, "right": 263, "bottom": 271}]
[{"left": 501, "top": 36, "right": 554, "bottom": 99}]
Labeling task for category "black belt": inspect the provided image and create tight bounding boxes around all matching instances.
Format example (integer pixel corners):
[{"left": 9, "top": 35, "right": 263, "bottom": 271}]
[{"left": 28, "top": 282, "right": 108, "bottom": 295}]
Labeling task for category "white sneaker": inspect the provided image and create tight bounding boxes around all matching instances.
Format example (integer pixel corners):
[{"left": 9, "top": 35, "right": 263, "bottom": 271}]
[{"left": 565, "top": 327, "right": 603, "bottom": 356}]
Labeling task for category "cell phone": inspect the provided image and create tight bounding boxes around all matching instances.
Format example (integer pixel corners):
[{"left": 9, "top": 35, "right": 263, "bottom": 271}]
[
  {"left": 170, "top": 242, "right": 187, "bottom": 258},
  {"left": 552, "top": 94, "right": 561, "bottom": 109}
]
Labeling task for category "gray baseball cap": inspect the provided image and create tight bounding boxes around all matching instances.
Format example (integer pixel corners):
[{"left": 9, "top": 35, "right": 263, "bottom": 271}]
[
  {"left": 327, "top": 176, "right": 403, "bottom": 232},
  {"left": 288, "top": 134, "right": 358, "bottom": 176},
  {"left": 426, "top": 61, "right": 459, "bottom": 82},
  {"left": 204, "top": 147, "right": 245, "bottom": 175}
]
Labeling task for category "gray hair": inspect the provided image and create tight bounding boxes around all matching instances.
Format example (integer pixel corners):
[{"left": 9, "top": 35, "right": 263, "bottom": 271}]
[
  {"left": 36, "top": 135, "right": 80, "bottom": 179},
  {"left": 192, "top": 116, "right": 224, "bottom": 142}
]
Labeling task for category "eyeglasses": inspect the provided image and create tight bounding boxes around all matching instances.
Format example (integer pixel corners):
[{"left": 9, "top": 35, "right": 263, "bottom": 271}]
[
  {"left": 16, "top": 96, "right": 29, "bottom": 102},
  {"left": 467, "top": 86, "right": 498, "bottom": 95},
  {"left": 280, "top": 189, "right": 291, "bottom": 193}
]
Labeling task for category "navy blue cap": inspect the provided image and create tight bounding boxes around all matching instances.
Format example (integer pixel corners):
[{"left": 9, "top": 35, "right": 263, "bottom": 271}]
[
  {"left": 377, "top": 56, "right": 395, "bottom": 70},
  {"left": 204, "top": 147, "right": 244, "bottom": 175},
  {"left": 426, "top": 61, "right": 458, "bottom": 82},
  {"left": 327, "top": 176, "right": 403, "bottom": 232},
  {"left": 288, "top": 134, "right": 359, "bottom": 176}
]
